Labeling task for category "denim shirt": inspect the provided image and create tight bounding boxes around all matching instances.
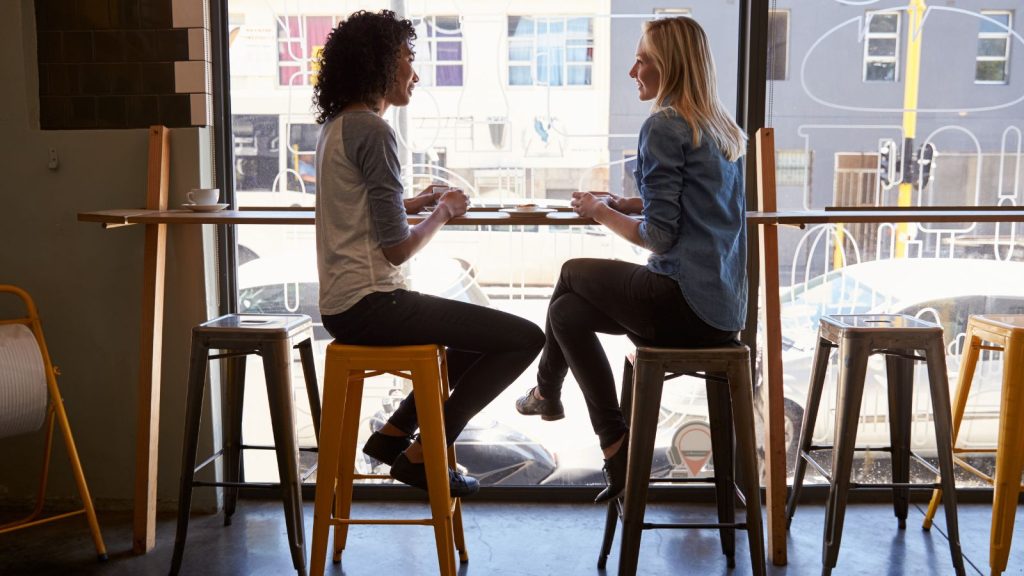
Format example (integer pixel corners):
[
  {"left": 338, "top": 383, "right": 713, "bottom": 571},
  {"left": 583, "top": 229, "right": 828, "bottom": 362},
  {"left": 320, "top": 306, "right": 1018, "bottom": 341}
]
[{"left": 634, "top": 108, "right": 748, "bottom": 331}]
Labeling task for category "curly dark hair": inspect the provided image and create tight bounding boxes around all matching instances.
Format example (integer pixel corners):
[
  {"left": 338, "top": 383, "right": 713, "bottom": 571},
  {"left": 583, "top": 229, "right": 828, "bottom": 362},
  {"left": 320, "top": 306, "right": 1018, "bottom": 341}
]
[{"left": 312, "top": 10, "right": 417, "bottom": 124}]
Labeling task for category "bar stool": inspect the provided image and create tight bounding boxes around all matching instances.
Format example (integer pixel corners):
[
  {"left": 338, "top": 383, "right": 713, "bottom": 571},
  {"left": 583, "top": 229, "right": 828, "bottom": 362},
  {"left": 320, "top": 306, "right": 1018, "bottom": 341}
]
[
  {"left": 170, "top": 314, "right": 321, "bottom": 576},
  {"left": 785, "top": 314, "right": 965, "bottom": 576},
  {"left": 598, "top": 344, "right": 766, "bottom": 576},
  {"left": 923, "top": 314, "right": 1024, "bottom": 576},
  {"left": 309, "top": 343, "right": 467, "bottom": 576}
]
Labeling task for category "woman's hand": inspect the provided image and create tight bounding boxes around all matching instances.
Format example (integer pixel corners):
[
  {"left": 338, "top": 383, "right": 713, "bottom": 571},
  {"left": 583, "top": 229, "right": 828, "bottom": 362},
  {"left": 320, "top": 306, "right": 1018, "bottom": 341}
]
[
  {"left": 403, "top": 185, "right": 445, "bottom": 215},
  {"left": 435, "top": 188, "right": 470, "bottom": 220},
  {"left": 571, "top": 191, "right": 611, "bottom": 219}
]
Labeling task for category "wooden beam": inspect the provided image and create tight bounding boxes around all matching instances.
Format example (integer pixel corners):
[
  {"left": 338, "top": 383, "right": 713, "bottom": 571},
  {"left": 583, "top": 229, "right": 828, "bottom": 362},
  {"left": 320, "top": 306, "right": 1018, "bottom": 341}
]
[
  {"left": 133, "top": 126, "right": 169, "bottom": 554},
  {"left": 756, "top": 127, "right": 787, "bottom": 565}
]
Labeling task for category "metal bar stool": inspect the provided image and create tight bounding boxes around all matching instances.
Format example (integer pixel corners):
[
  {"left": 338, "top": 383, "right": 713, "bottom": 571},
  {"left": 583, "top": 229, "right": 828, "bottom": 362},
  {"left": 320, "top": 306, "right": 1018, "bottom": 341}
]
[
  {"left": 785, "top": 314, "right": 965, "bottom": 576},
  {"left": 309, "top": 343, "right": 467, "bottom": 576},
  {"left": 170, "top": 314, "right": 321, "bottom": 576},
  {"left": 598, "top": 344, "right": 766, "bottom": 576},
  {"left": 923, "top": 314, "right": 1024, "bottom": 576}
]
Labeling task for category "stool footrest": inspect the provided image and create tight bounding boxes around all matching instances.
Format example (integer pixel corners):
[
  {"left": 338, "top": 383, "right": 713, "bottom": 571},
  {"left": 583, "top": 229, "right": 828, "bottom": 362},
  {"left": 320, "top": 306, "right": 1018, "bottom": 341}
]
[
  {"left": 331, "top": 517, "right": 434, "bottom": 526},
  {"left": 643, "top": 521, "right": 749, "bottom": 531},
  {"left": 800, "top": 448, "right": 942, "bottom": 487},
  {"left": 206, "top": 349, "right": 259, "bottom": 360}
]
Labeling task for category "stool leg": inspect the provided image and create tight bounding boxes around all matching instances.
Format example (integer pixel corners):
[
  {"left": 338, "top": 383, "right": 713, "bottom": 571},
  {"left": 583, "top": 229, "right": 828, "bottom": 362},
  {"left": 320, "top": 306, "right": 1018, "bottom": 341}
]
[
  {"left": 412, "top": 358, "right": 456, "bottom": 576},
  {"left": 439, "top": 350, "right": 469, "bottom": 565},
  {"left": 332, "top": 373, "right": 365, "bottom": 562},
  {"left": 822, "top": 342, "right": 869, "bottom": 576},
  {"left": 310, "top": 352, "right": 350, "bottom": 576},
  {"left": 707, "top": 375, "right": 736, "bottom": 567},
  {"left": 923, "top": 337, "right": 966, "bottom": 576},
  {"left": 786, "top": 337, "right": 833, "bottom": 528},
  {"left": 222, "top": 355, "right": 247, "bottom": 526},
  {"left": 727, "top": 357, "right": 767, "bottom": 576},
  {"left": 618, "top": 356, "right": 663, "bottom": 576},
  {"left": 924, "top": 328, "right": 981, "bottom": 530},
  {"left": 990, "top": 336, "right": 1024, "bottom": 576},
  {"left": 169, "top": 336, "right": 209, "bottom": 576},
  {"left": 598, "top": 356, "right": 634, "bottom": 569},
  {"left": 296, "top": 337, "right": 321, "bottom": 443},
  {"left": 262, "top": 340, "right": 307, "bottom": 576},
  {"left": 884, "top": 353, "right": 914, "bottom": 530}
]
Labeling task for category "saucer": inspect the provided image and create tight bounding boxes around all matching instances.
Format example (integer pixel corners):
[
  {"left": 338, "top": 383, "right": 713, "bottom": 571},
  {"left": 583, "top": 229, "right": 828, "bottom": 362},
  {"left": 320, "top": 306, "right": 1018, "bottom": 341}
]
[
  {"left": 182, "top": 203, "right": 229, "bottom": 212},
  {"left": 499, "top": 207, "right": 555, "bottom": 216}
]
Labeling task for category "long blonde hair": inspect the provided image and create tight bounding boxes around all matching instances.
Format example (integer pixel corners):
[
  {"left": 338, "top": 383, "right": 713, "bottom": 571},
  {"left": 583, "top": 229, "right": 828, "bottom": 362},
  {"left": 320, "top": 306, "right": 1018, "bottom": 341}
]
[{"left": 641, "top": 17, "right": 746, "bottom": 161}]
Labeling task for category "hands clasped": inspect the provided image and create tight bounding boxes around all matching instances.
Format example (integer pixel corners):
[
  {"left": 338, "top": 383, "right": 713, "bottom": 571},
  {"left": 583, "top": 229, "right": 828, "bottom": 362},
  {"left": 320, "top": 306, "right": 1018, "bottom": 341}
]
[
  {"left": 405, "top": 185, "right": 470, "bottom": 219},
  {"left": 571, "top": 191, "right": 620, "bottom": 218}
]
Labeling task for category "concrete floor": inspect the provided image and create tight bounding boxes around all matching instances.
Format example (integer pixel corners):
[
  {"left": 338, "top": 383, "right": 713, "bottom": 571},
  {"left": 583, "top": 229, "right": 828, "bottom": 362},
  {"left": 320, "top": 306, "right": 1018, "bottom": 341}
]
[{"left": 1, "top": 499, "right": 1022, "bottom": 576}]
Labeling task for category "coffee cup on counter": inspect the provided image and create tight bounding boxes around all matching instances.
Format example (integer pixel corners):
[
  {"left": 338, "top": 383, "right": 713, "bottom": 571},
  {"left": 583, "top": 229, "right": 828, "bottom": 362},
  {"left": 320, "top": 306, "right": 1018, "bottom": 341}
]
[{"left": 187, "top": 188, "right": 220, "bottom": 206}]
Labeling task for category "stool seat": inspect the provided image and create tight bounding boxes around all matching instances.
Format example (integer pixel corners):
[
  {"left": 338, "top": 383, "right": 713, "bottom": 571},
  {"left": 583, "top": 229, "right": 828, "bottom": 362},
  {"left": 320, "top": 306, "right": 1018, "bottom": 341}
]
[
  {"left": 599, "top": 344, "right": 766, "bottom": 576},
  {"left": 786, "top": 313, "right": 965, "bottom": 576},
  {"left": 170, "top": 313, "right": 320, "bottom": 576},
  {"left": 923, "top": 313, "right": 1024, "bottom": 575},
  {"left": 310, "top": 343, "right": 467, "bottom": 576}
]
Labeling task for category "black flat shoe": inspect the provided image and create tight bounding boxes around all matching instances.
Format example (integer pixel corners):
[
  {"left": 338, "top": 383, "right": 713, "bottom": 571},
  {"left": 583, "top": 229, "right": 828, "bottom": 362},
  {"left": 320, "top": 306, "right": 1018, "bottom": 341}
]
[
  {"left": 594, "top": 433, "right": 629, "bottom": 503},
  {"left": 390, "top": 453, "right": 480, "bottom": 498},
  {"left": 362, "top": 431, "right": 413, "bottom": 466},
  {"left": 515, "top": 386, "right": 565, "bottom": 421}
]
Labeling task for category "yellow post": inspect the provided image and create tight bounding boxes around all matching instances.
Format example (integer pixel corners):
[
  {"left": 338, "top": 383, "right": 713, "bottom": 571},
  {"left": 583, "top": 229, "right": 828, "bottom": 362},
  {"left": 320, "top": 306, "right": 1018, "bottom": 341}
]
[
  {"left": 832, "top": 224, "right": 846, "bottom": 270},
  {"left": 895, "top": 0, "right": 926, "bottom": 257}
]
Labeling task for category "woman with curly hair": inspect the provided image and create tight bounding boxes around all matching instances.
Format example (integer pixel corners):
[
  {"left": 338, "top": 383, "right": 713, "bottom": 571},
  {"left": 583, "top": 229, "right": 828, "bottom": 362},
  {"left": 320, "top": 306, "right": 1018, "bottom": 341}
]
[
  {"left": 515, "top": 16, "right": 748, "bottom": 503},
  {"left": 313, "top": 10, "right": 544, "bottom": 497}
]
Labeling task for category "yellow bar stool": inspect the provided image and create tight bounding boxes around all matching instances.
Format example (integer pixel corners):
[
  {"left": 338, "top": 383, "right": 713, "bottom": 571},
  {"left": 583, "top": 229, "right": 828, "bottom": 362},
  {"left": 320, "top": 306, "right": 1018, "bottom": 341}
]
[
  {"left": 309, "top": 344, "right": 467, "bottom": 576},
  {"left": 923, "top": 314, "right": 1024, "bottom": 576}
]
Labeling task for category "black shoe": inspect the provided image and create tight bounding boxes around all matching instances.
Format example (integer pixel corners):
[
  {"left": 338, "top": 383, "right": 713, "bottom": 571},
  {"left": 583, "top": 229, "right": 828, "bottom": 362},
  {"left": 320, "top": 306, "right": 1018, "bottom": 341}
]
[
  {"left": 362, "top": 431, "right": 413, "bottom": 466},
  {"left": 515, "top": 386, "right": 565, "bottom": 421},
  {"left": 390, "top": 453, "right": 481, "bottom": 498},
  {"left": 594, "top": 433, "right": 629, "bottom": 503}
]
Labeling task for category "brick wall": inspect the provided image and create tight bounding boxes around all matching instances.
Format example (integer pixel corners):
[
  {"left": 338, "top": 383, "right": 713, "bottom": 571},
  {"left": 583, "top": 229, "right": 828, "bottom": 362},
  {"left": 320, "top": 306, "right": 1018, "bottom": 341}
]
[{"left": 35, "top": 0, "right": 212, "bottom": 129}]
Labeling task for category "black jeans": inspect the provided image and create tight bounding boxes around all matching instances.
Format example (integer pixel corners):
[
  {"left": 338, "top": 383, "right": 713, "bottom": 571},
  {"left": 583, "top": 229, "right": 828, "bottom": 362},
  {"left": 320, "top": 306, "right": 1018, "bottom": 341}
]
[
  {"left": 536, "top": 259, "right": 736, "bottom": 449},
  {"left": 322, "top": 289, "right": 544, "bottom": 443}
]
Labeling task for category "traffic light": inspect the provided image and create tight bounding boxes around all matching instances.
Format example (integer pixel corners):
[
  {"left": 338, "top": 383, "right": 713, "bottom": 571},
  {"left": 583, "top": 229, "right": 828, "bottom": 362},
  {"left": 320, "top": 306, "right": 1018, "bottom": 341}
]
[
  {"left": 917, "top": 143, "right": 935, "bottom": 189},
  {"left": 878, "top": 139, "right": 899, "bottom": 188}
]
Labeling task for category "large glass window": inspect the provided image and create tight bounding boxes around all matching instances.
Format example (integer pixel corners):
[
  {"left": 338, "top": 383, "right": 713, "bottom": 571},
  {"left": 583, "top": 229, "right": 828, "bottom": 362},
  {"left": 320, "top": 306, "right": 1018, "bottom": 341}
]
[
  {"left": 507, "top": 16, "right": 594, "bottom": 86},
  {"left": 276, "top": 15, "right": 335, "bottom": 86},
  {"left": 976, "top": 10, "right": 1012, "bottom": 83},
  {"left": 766, "top": 2, "right": 1024, "bottom": 487}
]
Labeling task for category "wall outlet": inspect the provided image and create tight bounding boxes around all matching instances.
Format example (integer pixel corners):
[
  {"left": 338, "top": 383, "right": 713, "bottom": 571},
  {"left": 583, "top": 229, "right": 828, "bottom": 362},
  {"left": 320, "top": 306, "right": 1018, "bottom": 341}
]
[{"left": 47, "top": 148, "right": 59, "bottom": 171}]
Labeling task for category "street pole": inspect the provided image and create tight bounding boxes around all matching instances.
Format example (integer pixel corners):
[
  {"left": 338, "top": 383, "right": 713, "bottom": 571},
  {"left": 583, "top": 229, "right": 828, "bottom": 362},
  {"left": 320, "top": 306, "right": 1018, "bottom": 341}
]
[{"left": 895, "top": 0, "right": 926, "bottom": 257}]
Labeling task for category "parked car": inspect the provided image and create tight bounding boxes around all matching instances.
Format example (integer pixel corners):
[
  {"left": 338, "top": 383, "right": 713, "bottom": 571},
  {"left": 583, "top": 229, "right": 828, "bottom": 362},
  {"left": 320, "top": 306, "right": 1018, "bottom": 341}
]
[{"left": 754, "top": 257, "right": 1024, "bottom": 476}]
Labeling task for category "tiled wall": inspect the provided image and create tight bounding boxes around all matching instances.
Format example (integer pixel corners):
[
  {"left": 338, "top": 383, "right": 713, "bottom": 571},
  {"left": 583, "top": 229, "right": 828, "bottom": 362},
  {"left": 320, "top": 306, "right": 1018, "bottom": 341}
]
[{"left": 35, "top": 0, "right": 211, "bottom": 129}]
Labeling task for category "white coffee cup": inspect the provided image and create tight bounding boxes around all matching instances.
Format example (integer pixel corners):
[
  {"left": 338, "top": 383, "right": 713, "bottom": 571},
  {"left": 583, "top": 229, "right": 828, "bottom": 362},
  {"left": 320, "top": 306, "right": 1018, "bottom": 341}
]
[{"left": 187, "top": 188, "right": 220, "bottom": 205}]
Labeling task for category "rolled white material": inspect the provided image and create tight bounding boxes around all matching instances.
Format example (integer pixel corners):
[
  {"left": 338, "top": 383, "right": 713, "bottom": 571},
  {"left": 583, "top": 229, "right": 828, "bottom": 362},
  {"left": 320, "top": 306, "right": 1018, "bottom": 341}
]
[{"left": 0, "top": 324, "right": 48, "bottom": 439}]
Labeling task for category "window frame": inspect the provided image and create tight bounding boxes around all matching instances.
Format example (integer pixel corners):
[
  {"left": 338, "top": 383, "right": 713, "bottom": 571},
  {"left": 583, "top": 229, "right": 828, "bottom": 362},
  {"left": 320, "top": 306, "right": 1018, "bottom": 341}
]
[
  {"left": 975, "top": 10, "right": 1013, "bottom": 85},
  {"left": 862, "top": 11, "right": 901, "bottom": 83}
]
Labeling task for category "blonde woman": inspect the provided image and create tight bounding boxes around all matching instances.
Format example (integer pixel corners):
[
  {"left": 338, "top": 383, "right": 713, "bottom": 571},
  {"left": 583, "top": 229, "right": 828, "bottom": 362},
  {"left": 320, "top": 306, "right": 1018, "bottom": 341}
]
[{"left": 515, "top": 16, "right": 748, "bottom": 502}]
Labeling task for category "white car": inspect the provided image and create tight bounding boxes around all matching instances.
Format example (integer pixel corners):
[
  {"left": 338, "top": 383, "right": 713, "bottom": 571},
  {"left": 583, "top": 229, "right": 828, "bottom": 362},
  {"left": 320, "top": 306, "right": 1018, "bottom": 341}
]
[{"left": 763, "top": 257, "right": 1024, "bottom": 474}]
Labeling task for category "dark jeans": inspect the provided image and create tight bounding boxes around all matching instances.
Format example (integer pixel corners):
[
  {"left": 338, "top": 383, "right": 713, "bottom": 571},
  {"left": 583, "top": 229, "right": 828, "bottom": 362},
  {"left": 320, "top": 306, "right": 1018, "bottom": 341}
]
[
  {"left": 536, "top": 258, "right": 736, "bottom": 449},
  {"left": 322, "top": 289, "right": 544, "bottom": 443}
]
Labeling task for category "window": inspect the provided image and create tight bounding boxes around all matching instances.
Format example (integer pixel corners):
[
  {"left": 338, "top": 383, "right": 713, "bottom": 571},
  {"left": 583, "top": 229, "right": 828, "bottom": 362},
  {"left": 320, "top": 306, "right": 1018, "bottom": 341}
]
[
  {"left": 776, "top": 149, "right": 809, "bottom": 187},
  {"left": 654, "top": 8, "right": 690, "bottom": 17},
  {"left": 768, "top": 10, "right": 789, "bottom": 81},
  {"left": 976, "top": 10, "right": 1012, "bottom": 84},
  {"left": 277, "top": 15, "right": 335, "bottom": 86},
  {"left": 507, "top": 16, "right": 594, "bottom": 86},
  {"left": 412, "top": 16, "right": 464, "bottom": 87},
  {"left": 863, "top": 11, "right": 900, "bottom": 82}
]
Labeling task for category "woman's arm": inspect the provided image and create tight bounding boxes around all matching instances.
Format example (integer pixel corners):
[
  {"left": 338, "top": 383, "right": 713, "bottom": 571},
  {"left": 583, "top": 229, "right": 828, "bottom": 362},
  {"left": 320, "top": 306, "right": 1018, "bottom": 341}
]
[
  {"left": 382, "top": 189, "right": 469, "bottom": 265},
  {"left": 571, "top": 192, "right": 644, "bottom": 247}
]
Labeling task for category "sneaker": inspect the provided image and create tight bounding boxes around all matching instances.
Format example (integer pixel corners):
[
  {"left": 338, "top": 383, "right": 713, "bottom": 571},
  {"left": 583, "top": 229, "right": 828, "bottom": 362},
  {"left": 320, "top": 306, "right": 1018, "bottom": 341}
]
[
  {"left": 515, "top": 386, "right": 565, "bottom": 421},
  {"left": 594, "top": 432, "right": 629, "bottom": 503},
  {"left": 362, "top": 431, "right": 413, "bottom": 466},
  {"left": 390, "top": 453, "right": 480, "bottom": 498}
]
